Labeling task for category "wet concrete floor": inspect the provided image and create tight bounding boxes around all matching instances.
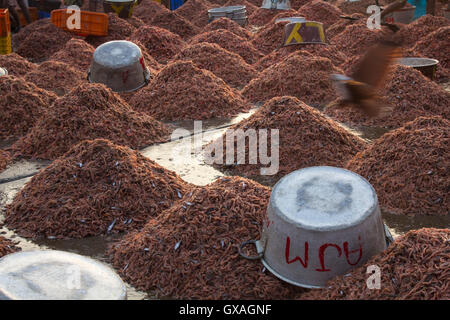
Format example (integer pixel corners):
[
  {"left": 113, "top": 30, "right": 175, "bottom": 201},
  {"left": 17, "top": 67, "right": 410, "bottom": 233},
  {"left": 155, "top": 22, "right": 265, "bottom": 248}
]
[
  {"left": 0, "top": 110, "right": 257, "bottom": 299},
  {"left": 0, "top": 105, "right": 448, "bottom": 299}
]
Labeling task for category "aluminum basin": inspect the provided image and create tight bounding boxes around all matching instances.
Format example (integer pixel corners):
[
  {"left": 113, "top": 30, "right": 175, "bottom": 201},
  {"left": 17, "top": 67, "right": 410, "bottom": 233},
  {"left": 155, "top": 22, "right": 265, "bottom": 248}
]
[
  {"left": 259, "top": 166, "right": 387, "bottom": 288},
  {"left": 88, "top": 40, "right": 151, "bottom": 93}
]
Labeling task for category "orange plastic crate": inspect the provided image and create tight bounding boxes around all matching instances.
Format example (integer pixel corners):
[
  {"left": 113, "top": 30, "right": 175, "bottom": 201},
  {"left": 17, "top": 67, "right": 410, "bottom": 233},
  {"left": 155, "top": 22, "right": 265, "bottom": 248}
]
[
  {"left": 17, "top": 7, "right": 39, "bottom": 27},
  {"left": 0, "top": 9, "right": 11, "bottom": 38},
  {"left": 51, "top": 9, "right": 108, "bottom": 37}
]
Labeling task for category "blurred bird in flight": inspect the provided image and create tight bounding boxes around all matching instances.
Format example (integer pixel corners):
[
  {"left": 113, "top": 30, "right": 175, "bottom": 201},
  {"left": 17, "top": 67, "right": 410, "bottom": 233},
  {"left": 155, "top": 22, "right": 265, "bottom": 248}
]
[{"left": 330, "top": 41, "right": 403, "bottom": 117}]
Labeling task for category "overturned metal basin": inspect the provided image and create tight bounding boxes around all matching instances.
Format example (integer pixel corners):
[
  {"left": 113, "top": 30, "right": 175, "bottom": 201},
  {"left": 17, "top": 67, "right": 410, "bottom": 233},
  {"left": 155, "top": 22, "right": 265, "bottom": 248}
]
[
  {"left": 0, "top": 250, "right": 126, "bottom": 300},
  {"left": 398, "top": 57, "right": 439, "bottom": 80},
  {"left": 103, "top": 0, "right": 137, "bottom": 19},
  {"left": 283, "top": 21, "right": 327, "bottom": 46},
  {"left": 88, "top": 40, "right": 151, "bottom": 93},
  {"left": 392, "top": 6, "right": 416, "bottom": 24},
  {"left": 240, "top": 166, "right": 388, "bottom": 288},
  {"left": 383, "top": 6, "right": 416, "bottom": 24},
  {"left": 208, "top": 6, "right": 247, "bottom": 19},
  {"left": 261, "top": 0, "right": 290, "bottom": 10},
  {"left": 208, "top": 6, "right": 248, "bottom": 26}
]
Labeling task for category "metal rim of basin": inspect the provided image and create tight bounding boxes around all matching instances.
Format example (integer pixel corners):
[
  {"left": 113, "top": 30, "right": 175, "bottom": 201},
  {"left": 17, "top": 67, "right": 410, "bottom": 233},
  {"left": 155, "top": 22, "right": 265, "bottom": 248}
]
[
  {"left": 399, "top": 57, "right": 439, "bottom": 68},
  {"left": 275, "top": 16, "right": 305, "bottom": 23}
]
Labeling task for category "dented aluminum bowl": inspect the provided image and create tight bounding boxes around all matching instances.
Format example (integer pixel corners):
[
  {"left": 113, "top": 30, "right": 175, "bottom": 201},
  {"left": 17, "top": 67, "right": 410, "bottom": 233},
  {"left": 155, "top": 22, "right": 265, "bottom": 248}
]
[
  {"left": 88, "top": 40, "right": 150, "bottom": 93},
  {"left": 241, "top": 166, "right": 388, "bottom": 288}
]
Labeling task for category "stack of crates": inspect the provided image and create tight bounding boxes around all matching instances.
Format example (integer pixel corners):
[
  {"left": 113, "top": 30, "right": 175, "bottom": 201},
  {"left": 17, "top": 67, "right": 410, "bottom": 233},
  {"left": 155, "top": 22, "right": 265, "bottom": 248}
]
[{"left": 0, "top": 9, "right": 12, "bottom": 55}]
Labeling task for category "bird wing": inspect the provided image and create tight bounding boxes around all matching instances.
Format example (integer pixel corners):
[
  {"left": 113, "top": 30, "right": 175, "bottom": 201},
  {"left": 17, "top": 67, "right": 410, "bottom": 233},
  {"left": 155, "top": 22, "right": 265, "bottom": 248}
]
[
  {"left": 345, "top": 80, "right": 377, "bottom": 101},
  {"left": 359, "top": 99, "right": 384, "bottom": 117},
  {"left": 351, "top": 41, "right": 402, "bottom": 89},
  {"left": 344, "top": 80, "right": 381, "bottom": 116}
]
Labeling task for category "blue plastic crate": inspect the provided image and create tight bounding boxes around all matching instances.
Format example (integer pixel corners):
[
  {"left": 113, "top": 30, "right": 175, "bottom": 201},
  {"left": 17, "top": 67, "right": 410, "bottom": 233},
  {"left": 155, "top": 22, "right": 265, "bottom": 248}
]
[{"left": 170, "top": 0, "right": 183, "bottom": 10}]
